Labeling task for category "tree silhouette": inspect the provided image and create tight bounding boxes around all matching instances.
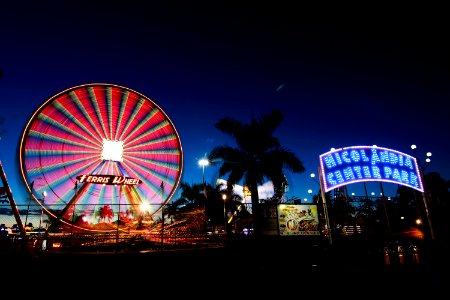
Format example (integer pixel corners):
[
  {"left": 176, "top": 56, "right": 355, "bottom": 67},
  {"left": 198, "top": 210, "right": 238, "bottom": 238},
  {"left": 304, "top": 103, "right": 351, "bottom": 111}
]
[
  {"left": 96, "top": 205, "right": 114, "bottom": 223},
  {"left": 423, "top": 172, "right": 450, "bottom": 242},
  {"left": 208, "top": 109, "right": 305, "bottom": 235}
]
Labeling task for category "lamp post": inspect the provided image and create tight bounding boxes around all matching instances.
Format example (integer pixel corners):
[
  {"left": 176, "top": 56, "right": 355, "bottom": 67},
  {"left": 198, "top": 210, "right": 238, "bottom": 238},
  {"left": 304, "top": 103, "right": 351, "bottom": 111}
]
[
  {"left": 310, "top": 173, "right": 319, "bottom": 185},
  {"left": 424, "top": 152, "right": 432, "bottom": 170},
  {"left": 222, "top": 193, "right": 227, "bottom": 234},
  {"left": 24, "top": 189, "right": 33, "bottom": 229},
  {"left": 411, "top": 145, "right": 434, "bottom": 241},
  {"left": 39, "top": 191, "right": 47, "bottom": 231},
  {"left": 199, "top": 158, "right": 209, "bottom": 227},
  {"left": 198, "top": 158, "right": 209, "bottom": 185},
  {"left": 308, "top": 189, "right": 313, "bottom": 202}
]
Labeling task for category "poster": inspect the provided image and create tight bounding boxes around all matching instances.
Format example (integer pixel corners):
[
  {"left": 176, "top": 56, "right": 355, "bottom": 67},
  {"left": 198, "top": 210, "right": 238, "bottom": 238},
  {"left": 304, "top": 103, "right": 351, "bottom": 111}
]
[{"left": 277, "top": 204, "right": 320, "bottom": 236}]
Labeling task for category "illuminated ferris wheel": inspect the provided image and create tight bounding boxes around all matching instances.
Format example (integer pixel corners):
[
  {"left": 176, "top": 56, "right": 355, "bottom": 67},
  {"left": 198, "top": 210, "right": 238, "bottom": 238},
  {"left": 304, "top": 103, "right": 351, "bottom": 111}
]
[{"left": 19, "top": 83, "right": 183, "bottom": 232}]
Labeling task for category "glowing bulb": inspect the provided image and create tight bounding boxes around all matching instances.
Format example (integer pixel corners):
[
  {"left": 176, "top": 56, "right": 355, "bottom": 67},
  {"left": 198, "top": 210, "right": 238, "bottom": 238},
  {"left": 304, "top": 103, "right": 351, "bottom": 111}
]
[
  {"left": 198, "top": 158, "right": 209, "bottom": 167},
  {"left": 101, "top": 139, "right": 124, "bottom": 162},
  {"left": 140, "top": 201, "right": 150, "bottom": 213}
]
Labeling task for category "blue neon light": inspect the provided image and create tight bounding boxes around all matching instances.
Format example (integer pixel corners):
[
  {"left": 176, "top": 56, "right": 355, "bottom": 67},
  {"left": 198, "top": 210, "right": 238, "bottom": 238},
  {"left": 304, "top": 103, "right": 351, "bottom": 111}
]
[{"left": 319, "top": 146, "right": 424, "bottom": 192}]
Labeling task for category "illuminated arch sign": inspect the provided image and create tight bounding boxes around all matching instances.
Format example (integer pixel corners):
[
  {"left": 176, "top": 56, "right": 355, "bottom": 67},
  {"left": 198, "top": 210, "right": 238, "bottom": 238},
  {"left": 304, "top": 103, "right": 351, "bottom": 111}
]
[
  {"left": 319, "top": 146, "right": 423, "bottom": 192},
  {"left": 76, "top": 174, "right": 142, "bottom": 185}
]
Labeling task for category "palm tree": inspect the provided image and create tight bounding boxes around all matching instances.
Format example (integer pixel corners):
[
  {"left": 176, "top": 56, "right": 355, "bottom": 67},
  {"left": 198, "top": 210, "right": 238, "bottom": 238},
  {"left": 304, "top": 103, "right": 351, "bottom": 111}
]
[
  {"left": 202, "top": 181, "right": 244, "bottom": 231},
  {"left": 208, "top": 109, "right": 305, "bottom": 235},
  {"left": 95, "top": 205, "right": 114, "bottom": 223},
  {"left": 163, "top": 182, "right": 208, "bottom": 228},
  {"left": 174, "top": 182, "right": 206, "bottom": 209},
  {"left": 418, "top": 172, "right": 450, "bottom": 242}
]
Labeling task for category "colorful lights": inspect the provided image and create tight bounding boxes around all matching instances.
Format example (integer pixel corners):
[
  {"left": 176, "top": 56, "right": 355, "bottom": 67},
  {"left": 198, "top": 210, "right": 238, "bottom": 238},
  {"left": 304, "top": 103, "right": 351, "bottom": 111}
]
[
  {"left": 319, "top": 145, "right": 423, "bottom": 192},
  {"left": 19, "top": 83, "right": 183, "bottom": 231},
  {"left": 101, "top": 139, "right": 124, "bottom": 162}
]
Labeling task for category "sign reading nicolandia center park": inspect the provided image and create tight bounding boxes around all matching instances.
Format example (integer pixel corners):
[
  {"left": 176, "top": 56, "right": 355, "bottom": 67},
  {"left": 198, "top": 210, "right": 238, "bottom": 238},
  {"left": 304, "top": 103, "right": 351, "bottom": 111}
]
[
  {"left": 76, "top": 174, "right": 142, "bottom": 185},
  {"left": 319, "top": 146, "right": 423, "bottom": 192}
]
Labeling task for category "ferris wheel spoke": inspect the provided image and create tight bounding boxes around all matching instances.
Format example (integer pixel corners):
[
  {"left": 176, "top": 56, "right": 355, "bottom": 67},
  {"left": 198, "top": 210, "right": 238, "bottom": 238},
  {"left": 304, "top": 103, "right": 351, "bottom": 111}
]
[{"left": 20, "top": 83, "right": 183, "bottom": 232}]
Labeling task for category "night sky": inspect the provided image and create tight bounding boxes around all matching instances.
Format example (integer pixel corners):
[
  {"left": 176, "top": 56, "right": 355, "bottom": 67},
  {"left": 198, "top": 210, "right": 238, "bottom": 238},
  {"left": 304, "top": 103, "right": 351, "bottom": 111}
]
[{"left": 1, "top": 1, "right": 449, "bottom": 205}]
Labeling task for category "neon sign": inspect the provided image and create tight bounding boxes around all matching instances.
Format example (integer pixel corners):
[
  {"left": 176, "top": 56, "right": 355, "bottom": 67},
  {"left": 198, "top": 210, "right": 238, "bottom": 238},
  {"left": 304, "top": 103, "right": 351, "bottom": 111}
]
[
  {"left": 319, "top": 146, "right": 423, "bottom": 192},
  {"left": 76, "top": 174, "right": 142, "bottom": 185}
]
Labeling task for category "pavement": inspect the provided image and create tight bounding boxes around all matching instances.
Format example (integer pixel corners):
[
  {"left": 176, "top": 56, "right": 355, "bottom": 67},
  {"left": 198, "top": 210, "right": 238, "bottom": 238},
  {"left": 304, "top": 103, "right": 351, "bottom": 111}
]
[{"left": 2, "top": 235, "right": 447, "bottom": 297}]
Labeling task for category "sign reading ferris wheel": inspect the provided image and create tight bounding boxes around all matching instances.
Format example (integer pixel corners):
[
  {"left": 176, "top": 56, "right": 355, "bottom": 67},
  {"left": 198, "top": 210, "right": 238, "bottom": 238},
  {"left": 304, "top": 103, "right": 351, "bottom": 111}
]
[{"left": 76, "top": 174, "right": 142, "bottom": 185}]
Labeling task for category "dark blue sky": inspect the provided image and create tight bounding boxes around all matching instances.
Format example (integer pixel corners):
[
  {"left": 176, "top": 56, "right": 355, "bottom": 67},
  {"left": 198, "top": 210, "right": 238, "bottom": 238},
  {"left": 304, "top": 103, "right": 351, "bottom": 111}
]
[{"left": 1, "top": 1, "right": 449, "bottom": 204}]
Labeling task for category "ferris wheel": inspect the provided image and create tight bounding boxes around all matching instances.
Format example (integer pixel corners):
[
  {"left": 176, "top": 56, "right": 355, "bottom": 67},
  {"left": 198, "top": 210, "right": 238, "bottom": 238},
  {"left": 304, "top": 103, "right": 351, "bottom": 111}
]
[{"left": 19, "top": 83, "right": 183, "bottom": 232}]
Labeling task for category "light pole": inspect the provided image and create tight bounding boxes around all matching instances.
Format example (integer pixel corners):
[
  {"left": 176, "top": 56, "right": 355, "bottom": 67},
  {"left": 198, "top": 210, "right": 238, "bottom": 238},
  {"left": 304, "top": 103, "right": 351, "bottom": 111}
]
[
  {"left": 424, "top": 151, "right": 432, "bottom": 170},
  {"left": 222, "top": 193, "right": 227, "bottom": 234},
  {"left": 24, "top": 188, "right": 33, "bottom": 229},
  {"left": 199, "top": 158, "right": 210, "bottom": 227},
  {"left": 411, "top": 145, "right": 434, "bottom": 240},
  {"left": 310, "top": 173, "right": 319, "bottom": 185},
  {"left": 39, "top": 191, "right": 47, "bottom": 231},
  {"left": 308, "top": 189, "right": 313, "bottom": 202},
  {"left": 198, "top": 158, "right": 209, "bottom": 185}
]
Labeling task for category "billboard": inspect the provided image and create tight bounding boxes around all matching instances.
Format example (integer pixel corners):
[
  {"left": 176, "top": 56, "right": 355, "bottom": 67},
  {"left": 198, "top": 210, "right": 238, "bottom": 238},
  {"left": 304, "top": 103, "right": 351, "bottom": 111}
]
[
  {"left": 319, "top": 145, "right": 423, "bottom": 192},
  {"left": 277, "top": 204, "right": 320, "bottom": 236}
]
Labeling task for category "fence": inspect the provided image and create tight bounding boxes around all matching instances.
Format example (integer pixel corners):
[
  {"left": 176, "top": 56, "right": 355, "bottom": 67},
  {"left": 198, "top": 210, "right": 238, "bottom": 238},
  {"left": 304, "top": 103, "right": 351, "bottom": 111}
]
[{"left": 0, "top": 202, "right": 230, "bottom": 254}]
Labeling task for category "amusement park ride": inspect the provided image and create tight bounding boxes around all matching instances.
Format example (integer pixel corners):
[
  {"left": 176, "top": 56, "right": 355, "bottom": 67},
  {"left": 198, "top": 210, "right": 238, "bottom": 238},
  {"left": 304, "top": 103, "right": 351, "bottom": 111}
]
[
  {"left": 1, "top": 83, "right": 435, "bottom": 248},
  {"left": 0, "top": 161, "right": 26, "bottom": 238},
  {"left": 14, "top": 83, "right": 184, "bottom": 235}
]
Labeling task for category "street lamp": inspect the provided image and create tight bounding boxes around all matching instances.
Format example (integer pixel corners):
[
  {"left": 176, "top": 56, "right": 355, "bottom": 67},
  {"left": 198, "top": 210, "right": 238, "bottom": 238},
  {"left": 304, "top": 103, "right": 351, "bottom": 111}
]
[
  {"left": 410, "top": 144, "right": 435, "bottom": 240},
  {"left": 222, "top": 193, "right": 227, "bottom": 234},
  {"left": 424, "top": 152, "right": 432, "bottom": 170},
  {"left": 198, "top": 158, "right": 209, "bottom": 184},
  {"left": 39, "top": 191, "right": 47, "bottom": 231},
  {"left": 308, "top": 189, "right": 313, "bottom": 202},
  {"left": 411, "top": 144, "right": 432, "bottom": 169},
  {"left": 199, "top": 158, "right": 210, "bottom": 224}
]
